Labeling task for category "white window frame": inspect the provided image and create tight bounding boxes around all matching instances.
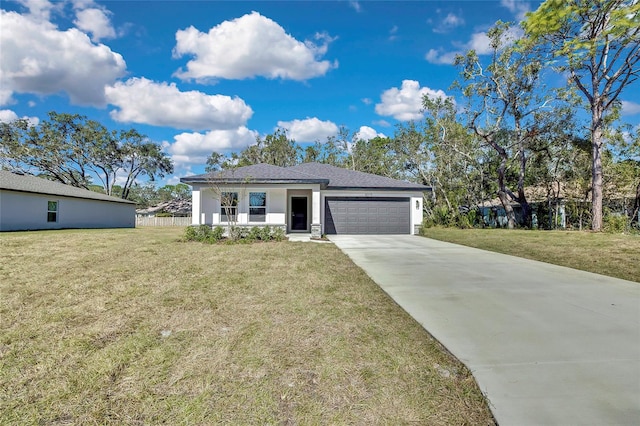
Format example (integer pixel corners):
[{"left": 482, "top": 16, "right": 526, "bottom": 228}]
[
  {"left": 47, "top": 200, "right": 58, "bottom": 223},
  {"left": 249, "top": 192, "right": 267, "bottom": 223},
  {"left": 220, "top": 192, "right": 238, "bottom": 223}
]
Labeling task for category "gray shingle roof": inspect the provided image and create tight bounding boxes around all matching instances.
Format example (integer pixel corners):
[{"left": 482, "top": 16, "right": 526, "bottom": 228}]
[
  {"left": 181, "top": 162, "right": 430, "bottom": 191},
  {"left": 288, "top": 163, "right": 430, "bottom": 190},
  {"left": 181, "top": 163, "right": 329, "bottom": 185},
  {"left": 0, "top": 171, "right": 135, "bottom": 204}
]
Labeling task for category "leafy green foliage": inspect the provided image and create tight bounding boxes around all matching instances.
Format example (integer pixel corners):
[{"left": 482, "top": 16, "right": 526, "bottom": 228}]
[
  {"left": 0, "top": 112, "right": 173, "bottom": 200},
  {"left": 523, "top": 0, "right": 640, "bottom": 230}
]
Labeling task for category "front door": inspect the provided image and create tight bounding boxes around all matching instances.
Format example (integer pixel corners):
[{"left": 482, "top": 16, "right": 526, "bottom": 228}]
[{"left": 291, "top": 197, "right": 308, "bottom": 231}]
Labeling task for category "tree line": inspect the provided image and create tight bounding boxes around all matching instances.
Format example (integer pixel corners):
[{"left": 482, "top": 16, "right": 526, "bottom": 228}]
[
  {"left": 1, "top": 112, "right": 173, "bottom": 202},
  {"left": 208, "top": 1, "right": 640, "bottom": 231},
  {"left": 1, "top": 1, "right": 638, "bottom": 230}
]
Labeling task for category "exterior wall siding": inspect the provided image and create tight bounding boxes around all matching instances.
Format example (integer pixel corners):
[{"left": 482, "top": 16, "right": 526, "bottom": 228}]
[
  {"left": 0, "top": 190, "right": 135, "bottom": 231},
  {"left": 187, "top": 184, "right": 425, "bottom": 235},
  {"left": 191, "top": 184, "right": 320, "bottom": 229}
]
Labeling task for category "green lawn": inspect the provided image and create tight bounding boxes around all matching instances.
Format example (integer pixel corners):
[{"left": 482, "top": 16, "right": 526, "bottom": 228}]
[
  {"left": 421, "top": 227, "right": 640, "bottom": 282},
  {"left": 0, "top": 227, "right": 494, "bottom": 425}
]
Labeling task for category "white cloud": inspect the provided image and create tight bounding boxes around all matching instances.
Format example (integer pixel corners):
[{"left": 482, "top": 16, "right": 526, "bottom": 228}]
[
  {"left": 500, "top": 0, "right": 531, "bottom": 21},
  {"left": 15, "top": 0, "right": 56, "bottom": 21},
  {"left": 425, "top": 48, "right": 461, "bottom": 65},
  {"left": 173, "top": 11, "right": 337, "bottom": 82},
  {"left": 465, "top": 31, "right": 493, "bottom": 55},
  {"left": 621, "top": 100, "right": 640, "bottom": 116},
  {"left": 349, "top": 1, "right": 362, "bottom": 12},
  {"left": 0, "top": 9, "right": 126, "bottom": 106},
  {"left": 389, "top": 25, "right": 398, "bottom": 41},
  {"left": 0, "top": 109, "right": 39, "bottom": 125},
  {"left": 373, "top": 119, "right": 391, "bottom": 127},
  {"left": 74, "top": 8, "right": 116, "bottom": 41},
  {"left": 277, "top": 117, "right": 339, "bottom": 142},
  {"left": 105, "top": 77, "right": 253, "bottom": 131},
  {"left": 426, "top": 26, "right": 522, "bottom": 65},
  {"left": 375, "top": 80, "right": 448, "bottom": 121},
  {"left": 164, "top": 127, "right": 258, "bottom": 166},
  {"left": 362, "top": 98, "right": 373, "bottom": 105},
  {"left": 432, "top": 12, "right": 465, "bottom": 34},
  {"left": 354, "top": 126, "right": 386, "bottom": 141}
]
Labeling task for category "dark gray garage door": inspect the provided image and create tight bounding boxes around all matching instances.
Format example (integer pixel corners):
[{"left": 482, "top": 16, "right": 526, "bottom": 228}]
[{"left": 325, "top": 197, "right": 410, "bottom": 234}]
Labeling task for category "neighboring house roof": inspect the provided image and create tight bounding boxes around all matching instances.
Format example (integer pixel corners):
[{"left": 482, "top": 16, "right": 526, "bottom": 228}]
[
  {"left": 288, "top": 162, "right": 429, "bottom": 190},
  {"left": 180, "top": 162, "right": 430, "bottom": 191},
  {"left": 0, "top": 171, "right": 135, "bottom": 204},
  {"left": 136, "top": 198, "right": 192, "bottom": 215}
]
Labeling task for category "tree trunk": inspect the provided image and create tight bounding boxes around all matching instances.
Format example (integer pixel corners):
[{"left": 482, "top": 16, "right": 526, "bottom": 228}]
[
  {"left": 497, "top": 158, "right": 516, "bottom": 229},
  {"left": 632, "top": 180, "right": 640, "bottom": 226},
  {"left": 591, "top": 104, "right": 604, "bottom": 231}
]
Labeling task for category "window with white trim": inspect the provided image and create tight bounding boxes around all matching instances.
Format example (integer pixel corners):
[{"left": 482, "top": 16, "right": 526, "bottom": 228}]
[
  {"left": 47, "top": 201, "right": 58, "bottom": 222},
  {"left": 249, "top": 192, "right": 266, "bottom": 222},
  {"left": 220, "top": 192, "right": 238, "bottom": 222}
]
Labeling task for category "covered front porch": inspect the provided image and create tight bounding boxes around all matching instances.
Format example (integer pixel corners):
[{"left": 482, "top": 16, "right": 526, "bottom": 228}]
[{"left": 191, "top": 184, "right": 322, "bottom": 237}]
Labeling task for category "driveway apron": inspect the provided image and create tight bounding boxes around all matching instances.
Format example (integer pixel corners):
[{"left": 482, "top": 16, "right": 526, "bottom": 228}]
[{"left": 329, "top": 235, "right": 640, "bottom": 426}]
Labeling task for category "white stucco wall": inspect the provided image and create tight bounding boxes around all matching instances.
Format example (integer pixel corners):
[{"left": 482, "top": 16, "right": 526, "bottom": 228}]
[
  {"left": 188, "top": 184, "right": 426, "bottom": 234},
  {"left": 0, "top": 190, "right": 135, "bottom": 231},
  {"left": 190, "top": 184, "right": 303, "bottom": 227}
]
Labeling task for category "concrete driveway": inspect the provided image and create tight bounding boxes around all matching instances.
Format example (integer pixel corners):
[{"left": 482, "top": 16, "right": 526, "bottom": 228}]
[{"left": 329, "top": 235, "right": 640, "bottom": 426}]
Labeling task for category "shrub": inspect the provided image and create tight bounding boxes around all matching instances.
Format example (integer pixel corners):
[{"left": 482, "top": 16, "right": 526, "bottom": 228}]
[
  {"left": 247, "top": 226, "right": 262, "bottom": 241},
  {"left": 184, "top": 225, "right": 218, "bottom": 243},
  {"left": 272, "top": 227, "right": 286, "bottom": 242},
  {"left": 604, "top": 214, "right": 629, "bottom": 234},
  {"left": 457, "top": 214, "right": 471, "bottom": 229},
  {"left": 259, "top": 225, "right": 272, "bottom": 241},
  {"left": 228, "top": 226, "right": 250, "bottom": 241},
  {"left": 184, "top": 225, "right": 198, "bottom": 241},
  {"left": 208, "top": 226, "right": 225, "bottom": 243}
]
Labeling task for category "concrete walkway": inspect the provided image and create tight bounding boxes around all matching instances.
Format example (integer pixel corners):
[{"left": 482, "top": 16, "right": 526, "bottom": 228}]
[{"left": 329, "top": 235, "right": 640, "bottom": 426}]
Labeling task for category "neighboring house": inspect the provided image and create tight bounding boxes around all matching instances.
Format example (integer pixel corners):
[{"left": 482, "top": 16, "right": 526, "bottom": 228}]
[
  {"left": 180, "top": 163, "right": 430, "bottom": 236},
  {"left": 0, "top": 171, "right": 135, "bottom": 231},
  {"left": 136, "top": 199, "right": 192, "bottom": 217}
]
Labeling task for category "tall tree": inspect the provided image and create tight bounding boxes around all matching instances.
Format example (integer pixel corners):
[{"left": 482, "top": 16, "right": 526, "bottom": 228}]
[
  {"left": 523, "top": 0, "right": 640, "bottom": 231},
  {"left": 350, "top": 136, "right": 399, "bottom": 178},
  {"left": 117, "top": 129, "right": 173, "bottom": 200},
  {"left": 455, "top": 21, "right": 555, "bottom": 228},
  {"left": 419, "top": 96, "right": 488, "bottom": 219},
  {"left": 0, "top": 111, "right": 173, "bottom": 199}
]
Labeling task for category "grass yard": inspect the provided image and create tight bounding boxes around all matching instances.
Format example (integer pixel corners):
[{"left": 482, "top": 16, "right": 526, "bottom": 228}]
[
  {"left": 421, "top": 228, "right": 640, "bottom": 283},
  {"left": 0, "top": 227, "right": 494, "bottom": 425}
]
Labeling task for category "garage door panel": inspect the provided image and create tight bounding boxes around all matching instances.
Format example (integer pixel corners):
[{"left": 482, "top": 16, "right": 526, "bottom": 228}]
[{"left": 325, "top": 197, "right": 410, "bottom": 235}]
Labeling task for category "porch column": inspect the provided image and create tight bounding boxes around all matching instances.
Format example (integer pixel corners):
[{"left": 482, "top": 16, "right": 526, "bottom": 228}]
[
  {"left": 311, "top": 187, "right": 321, "bottom": 238},
  {"left": 192, "top": 188, "right": 201, "bottom": 225}
]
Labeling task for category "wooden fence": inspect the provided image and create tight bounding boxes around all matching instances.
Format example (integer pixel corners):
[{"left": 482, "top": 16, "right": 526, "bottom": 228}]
[{"left": 136, "top": 216, "right": 192, "bottom": 227}]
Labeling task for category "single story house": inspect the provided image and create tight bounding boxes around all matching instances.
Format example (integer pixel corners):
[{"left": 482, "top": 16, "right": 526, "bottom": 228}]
[
  {"left": 0, "top": 170, "right": 135, "bottom": 231},
  {"left": 180, "top": 162, "right": 431, "bottom": 236}
]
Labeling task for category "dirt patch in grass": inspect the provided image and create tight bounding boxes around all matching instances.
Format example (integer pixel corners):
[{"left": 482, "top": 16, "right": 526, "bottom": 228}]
[
  {"left": 421, "top": 228, "right": 640, "bottom": 282},
  {"left": 0, "top": 227, "right": 494, "bottom": 425}
]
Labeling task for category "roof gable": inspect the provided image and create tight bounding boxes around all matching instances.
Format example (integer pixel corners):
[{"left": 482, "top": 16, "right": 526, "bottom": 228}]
[{"left": 0, "top": 171, "right": 135, "bottom": 204}]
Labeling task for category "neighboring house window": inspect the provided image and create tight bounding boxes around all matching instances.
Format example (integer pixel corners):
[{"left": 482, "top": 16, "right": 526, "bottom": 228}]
[
  {"left": 221, "top": 192, "right": 238, "bottom": 222},
  {"left": 249, "top": 192, "right": 266, "bottom": 222},
  {"left": 47, "top": 201, "right": 58, "bottom": 222}
]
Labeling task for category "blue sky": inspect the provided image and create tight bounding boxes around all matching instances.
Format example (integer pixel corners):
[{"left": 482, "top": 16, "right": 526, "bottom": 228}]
[{"left": 2, "top": 0, "right": 639, "bottom": 185}]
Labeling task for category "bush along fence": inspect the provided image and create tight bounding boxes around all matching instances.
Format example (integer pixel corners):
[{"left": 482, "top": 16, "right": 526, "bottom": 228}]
[{"left": 136, "top": 216, "right": 192, "bottom": 227}]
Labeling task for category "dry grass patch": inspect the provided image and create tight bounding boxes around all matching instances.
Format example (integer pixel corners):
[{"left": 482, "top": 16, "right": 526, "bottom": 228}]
[
  {"left": 1, "top": 227, "right": 493, "bottom": 425},
  {"left": 421, "top": 228, "right": 640, "bottom": 282}
]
